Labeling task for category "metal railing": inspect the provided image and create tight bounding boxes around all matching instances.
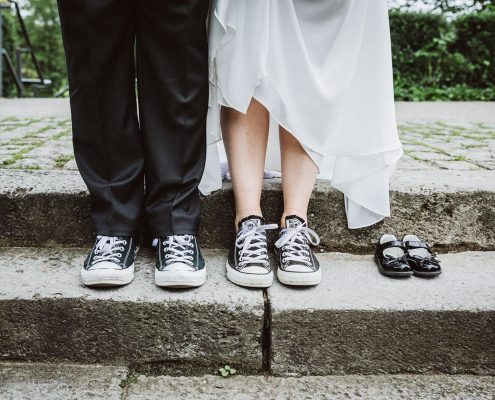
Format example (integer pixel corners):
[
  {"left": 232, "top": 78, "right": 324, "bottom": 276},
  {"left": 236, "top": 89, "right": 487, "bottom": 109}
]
[{"left": 0, "top": 0, "right": 51, "bottom": 97}]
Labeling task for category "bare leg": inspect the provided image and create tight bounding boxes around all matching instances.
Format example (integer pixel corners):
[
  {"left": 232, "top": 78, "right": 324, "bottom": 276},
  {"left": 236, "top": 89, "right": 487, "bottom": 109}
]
[
  {"left": 221, "top": 99, "right": 269, "bottom": 228},
  {"left": 279, "top": 126, "right": 318, "bottom": 226}
]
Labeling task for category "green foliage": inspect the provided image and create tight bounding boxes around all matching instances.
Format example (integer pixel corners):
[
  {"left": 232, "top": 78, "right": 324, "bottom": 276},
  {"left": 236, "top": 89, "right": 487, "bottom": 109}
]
[
  {"left": 218, "top": 365, "right": 237, "bottom": 377},
  {"left": 389, "top": 11, "right": 447, "bottom": 84},
  {"left": 390, "top": 10, "right": 495, "bottom": 100},
  {"left": 1, "top": 7, "right": 19, "bottom": 97},
  {"left": 1, "top": 1, "right": 494, "bottom": 100},
  {"left": 1, "top": 0, "right": 66, "bottom": 97},
  {"left": 392, "top": 0, "right": 495, "bottom": 14},
  {"left": 453, "top": 11, "right": 495, "bottom": 87},
  {"left": 21, "top": 0, "right": 66, "bottom": 96}
]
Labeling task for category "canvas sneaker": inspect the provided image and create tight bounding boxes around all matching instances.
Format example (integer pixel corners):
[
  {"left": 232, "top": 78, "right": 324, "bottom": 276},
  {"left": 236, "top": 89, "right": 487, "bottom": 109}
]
[
  {"left": 155, "top": 235, "right": 206, "bottom": 288},
  {"left": 81, "top": 236, "right": 138, "bottom": 287},
  {"left": 227, "top": 216, "right": 278, "bottom": 288},
  {"left": 275, "top": 215, "right": 321, "bottom": 286}
]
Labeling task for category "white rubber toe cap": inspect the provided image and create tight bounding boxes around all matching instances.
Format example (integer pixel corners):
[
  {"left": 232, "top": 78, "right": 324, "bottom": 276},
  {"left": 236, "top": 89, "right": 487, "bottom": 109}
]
[
  {"left": 161, "top": 262, "right": 196, "bottom": 272},
  {"left": 283, "top": 264, "right": 314, "bottom": 273},
  {"left": 87, "top": 261, "right": 122, "bottom": 270},
  {"left": 241, "top": 265, "right": 271, "bottom": 275}
]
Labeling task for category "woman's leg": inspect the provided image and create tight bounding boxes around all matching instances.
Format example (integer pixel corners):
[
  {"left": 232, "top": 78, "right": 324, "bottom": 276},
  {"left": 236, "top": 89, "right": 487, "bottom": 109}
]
[
  {"left": 221, "top": 99, "right": 269, "bottom": 228},
  {"left": 279, "top": 127, "right": 318, "bottom": 225}
]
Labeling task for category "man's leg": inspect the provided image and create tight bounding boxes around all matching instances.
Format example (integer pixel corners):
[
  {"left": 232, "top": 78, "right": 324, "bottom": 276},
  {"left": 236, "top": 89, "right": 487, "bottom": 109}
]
[
  {"left": 58, "top": 0, "right": 142, "bottom": 287},
  {"left": 136, "top": 0, "right": 209, "bottom": 237},
  {"left": 136, "top": 0, "right": 209, "bottom": 288},
  {"left": 58, "top": 0, "right": 143, "bottom": 236}
]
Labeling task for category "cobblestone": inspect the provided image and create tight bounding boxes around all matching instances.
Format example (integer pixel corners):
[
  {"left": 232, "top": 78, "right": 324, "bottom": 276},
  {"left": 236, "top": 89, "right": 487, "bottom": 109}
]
[{"left": 0, "top": 112, "right": 494, "bottom": 172}]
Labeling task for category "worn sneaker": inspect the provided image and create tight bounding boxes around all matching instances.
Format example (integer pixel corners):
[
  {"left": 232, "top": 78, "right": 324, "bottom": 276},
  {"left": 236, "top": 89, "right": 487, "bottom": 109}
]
[
  {"left": 81, "top": 236, "right": 138, "bottom": 287},
  {"left": 155, "top": 235, "right": 206, "bottom": 288},
  {"left": 227, "top": 216, "right": 278, "bottom": 288},
  {"left": 275, "top": 216, "right": 321, "bottom": 286}
]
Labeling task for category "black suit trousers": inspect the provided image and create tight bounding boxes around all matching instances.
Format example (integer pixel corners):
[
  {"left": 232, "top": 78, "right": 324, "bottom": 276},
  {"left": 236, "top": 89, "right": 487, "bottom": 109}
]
[{"left": 57, "top": 0, "right": 209, "bottom": 237}]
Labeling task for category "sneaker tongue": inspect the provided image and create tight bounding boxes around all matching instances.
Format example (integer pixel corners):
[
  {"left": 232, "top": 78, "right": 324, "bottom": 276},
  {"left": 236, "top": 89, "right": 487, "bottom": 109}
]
[
  {"left": 240, "top": 217, "right": 262, "bottom": 231},
  {"left": 285, "top": 215, "right": 305, "bottom": 229}
]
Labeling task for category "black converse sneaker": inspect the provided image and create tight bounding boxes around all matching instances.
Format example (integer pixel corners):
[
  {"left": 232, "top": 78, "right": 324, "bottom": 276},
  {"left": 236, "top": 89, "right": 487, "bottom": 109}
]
[
  {"left": 227, "top": 216, "right": 278, "bottom": 288},
  {"left": 81, "top": 236, "right": 139, "bottom": 287},
  {"left": 274, "top": 216, "right": 321, "bottom": 286},
  {"left": 155, "top": 235, "right": 206, "bottom": 288}
]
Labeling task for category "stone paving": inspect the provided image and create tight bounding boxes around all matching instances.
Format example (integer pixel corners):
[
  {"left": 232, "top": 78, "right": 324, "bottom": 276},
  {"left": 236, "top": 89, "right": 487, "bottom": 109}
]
[{"left": 0, "top": 115, "right": 494, "bottom": 172}]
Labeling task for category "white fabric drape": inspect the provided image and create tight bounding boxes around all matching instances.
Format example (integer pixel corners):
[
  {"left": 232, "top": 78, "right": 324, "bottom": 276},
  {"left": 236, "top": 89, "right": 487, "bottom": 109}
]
[{"left": 200, "top": 0, "right": 403, "bottom": 229}]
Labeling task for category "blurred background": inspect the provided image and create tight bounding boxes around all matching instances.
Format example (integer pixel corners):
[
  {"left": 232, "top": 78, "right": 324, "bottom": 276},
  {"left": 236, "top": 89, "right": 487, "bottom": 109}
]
[{"left": 0, "top": 0, "right": 494, "bottom": 100}]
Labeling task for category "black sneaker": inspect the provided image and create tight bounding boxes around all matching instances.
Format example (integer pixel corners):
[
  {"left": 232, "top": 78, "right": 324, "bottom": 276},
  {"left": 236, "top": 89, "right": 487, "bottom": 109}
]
[
  {"left": 274, "top": 216, "right": 321, "bottom": 286},
  {"left": 81, "top": 236, "right": 139, "bottom": 287},
  {"left": 227, "top": 216, "right": 277, "bottom": 288},
  {"left": 155, "top": 235, "right": 206, "bottom": 288}
]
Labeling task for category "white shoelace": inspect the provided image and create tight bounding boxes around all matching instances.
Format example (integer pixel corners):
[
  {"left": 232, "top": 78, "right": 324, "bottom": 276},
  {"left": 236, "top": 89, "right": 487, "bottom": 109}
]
[
  {"left": 92, "top": 235, "right": 127, "bottom": 265},
  {"left": 160, "top": 235, "right": 195, "bottom": 266},
  {"left": 236, "top": 223, "right": 278, "bottom": 267},
  {"left": 275, "top": 223, "right": 320, "bottom": 266}
]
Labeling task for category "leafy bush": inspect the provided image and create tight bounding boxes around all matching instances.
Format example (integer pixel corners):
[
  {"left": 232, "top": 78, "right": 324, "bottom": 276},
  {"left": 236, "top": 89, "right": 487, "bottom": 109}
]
[
  {"left": 453, "top": 11, "right": 495, "bottom": 87},
  {"left": 390, "top": 10, "right": 495, "bottom": 100}
]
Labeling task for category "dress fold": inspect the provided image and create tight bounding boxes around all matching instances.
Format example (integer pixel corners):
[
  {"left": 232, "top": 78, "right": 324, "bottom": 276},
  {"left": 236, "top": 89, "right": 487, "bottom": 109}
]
[{"left": 201, "top": 0, "right": 402, "bottom": 229}]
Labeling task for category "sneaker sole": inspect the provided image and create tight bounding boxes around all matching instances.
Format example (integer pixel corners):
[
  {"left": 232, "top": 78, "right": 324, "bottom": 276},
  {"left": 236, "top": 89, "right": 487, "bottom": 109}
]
[
  {"left": 80, "top": 264, "right": 135, "bottom": 287},
  {"left": 277, "top": 268, "right": 322, "bottom": 286},
  {"left": 155, "top": 268, "right": 206, "bottom": 288},
  {"left": 226, "top": 261, "right": 273, "bottom": 288}
]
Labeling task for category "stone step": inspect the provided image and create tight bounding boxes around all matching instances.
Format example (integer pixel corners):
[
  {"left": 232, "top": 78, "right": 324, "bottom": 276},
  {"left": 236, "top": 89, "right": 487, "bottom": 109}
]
[
  {"left": 1, "top": 169, "right": 495, "bottom": 252},
  {"left": 1, "top": 248, "right": 493, "bottom": 375},
  {"left": 267, "top": 251, "right": 495, "bottom": 375},
  {"left": 0, "top": 248, "right": 266, "bottom": 374},
  {"left": 2, "top": 362, "right": 495, "bottom": 400}
]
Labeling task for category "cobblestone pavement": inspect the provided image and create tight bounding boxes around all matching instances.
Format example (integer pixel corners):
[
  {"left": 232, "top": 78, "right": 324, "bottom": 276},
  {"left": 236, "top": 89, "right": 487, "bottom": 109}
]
[{"left": 0, "top": 115, "right": 494, "bottom": 171}]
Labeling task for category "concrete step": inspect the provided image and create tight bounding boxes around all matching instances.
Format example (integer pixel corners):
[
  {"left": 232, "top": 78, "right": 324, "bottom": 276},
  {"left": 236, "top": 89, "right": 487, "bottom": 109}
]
[
  {"left": 268, "top": 251, "right": 495, "bottom": 376},
  {"left": 2, "top": 362, "right": 495, "bottom": 400},
  {"left": 0, "top": 248, "right": 266, "bottom": 374},
  {"left": 1, "top": 248, "right": 493, "bottom": 375},
  {"left": 1, "top": 169, "right": 495, "bottom": 252}
]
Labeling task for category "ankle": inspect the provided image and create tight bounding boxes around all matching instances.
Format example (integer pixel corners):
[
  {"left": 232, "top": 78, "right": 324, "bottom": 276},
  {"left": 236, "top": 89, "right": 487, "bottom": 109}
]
[
  {"left": 280, "top": 211, "right": 307, "bottom": 227},
  {"left": 235, "top": 209, "right": 263, "bottom": 230}
]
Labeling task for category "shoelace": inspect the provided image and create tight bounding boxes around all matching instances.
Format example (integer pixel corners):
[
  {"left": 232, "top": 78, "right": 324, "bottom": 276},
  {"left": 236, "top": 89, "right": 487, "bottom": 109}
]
[
  {"left": 275, "top": 223, "right": 320, "bottom": 267},
  {"left": 92, "top": 235, "right": 127, "bottom": 265},
  {"left": 161, "top": 235, "right": 195, "bottom": 267},
  {"left": 236, "top": 223, "right": 278, "bottom": 268}
]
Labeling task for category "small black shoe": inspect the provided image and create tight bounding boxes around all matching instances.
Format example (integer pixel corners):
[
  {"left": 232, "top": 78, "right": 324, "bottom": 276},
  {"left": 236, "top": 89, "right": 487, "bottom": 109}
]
[
  {"left": 155, "top": 235, "right": 206, "bottom": 288},
  {"left": 81, "top": 236, "right": 139, "bottom": 287},
  {"left": 374, "top": 234, "right": 413, "bottom": 278},
  {"left": 403, "top": 235, "right": 442, "bottom": 277},
  {"left": 274, "top": 215, "right": 321, "bottom": 286},
  {"left": 227, "top": 216, "right": 277, "bottom": 288}
]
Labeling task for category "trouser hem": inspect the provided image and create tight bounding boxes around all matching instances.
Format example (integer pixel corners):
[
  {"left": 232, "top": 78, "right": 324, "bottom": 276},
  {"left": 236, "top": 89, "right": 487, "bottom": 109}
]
[
  {"left": 94, "top": 231, "right": 141, "bottom": 237},
  {"left": 152, "top": 230, "right": 199, "bottom": 238}
]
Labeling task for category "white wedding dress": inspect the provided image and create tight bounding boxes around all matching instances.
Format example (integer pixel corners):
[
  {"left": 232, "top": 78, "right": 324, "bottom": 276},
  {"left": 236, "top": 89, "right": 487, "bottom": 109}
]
[{"left": 200, "top": 0, "right": 402, "bottom": 229}]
